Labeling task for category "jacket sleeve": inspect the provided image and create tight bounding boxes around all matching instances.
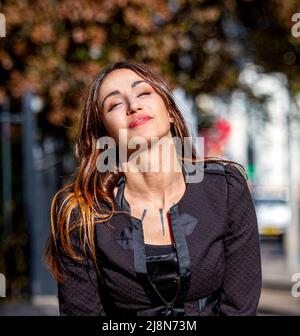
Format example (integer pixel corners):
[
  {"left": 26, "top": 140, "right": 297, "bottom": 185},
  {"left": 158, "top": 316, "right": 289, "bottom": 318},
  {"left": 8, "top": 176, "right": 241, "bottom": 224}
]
[
  {"left": 218, "top": 164, "right": 262, "bottom": 316},
  {"left": 56, "top": 207, "right": 106, "bottom": 316}
]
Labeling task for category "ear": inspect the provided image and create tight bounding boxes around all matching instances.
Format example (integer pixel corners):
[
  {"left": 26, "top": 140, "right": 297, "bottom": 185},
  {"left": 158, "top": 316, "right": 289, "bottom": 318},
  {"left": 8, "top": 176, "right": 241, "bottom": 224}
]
[{"left": 168, "top": 113, "right": 175, "bottom": 123}]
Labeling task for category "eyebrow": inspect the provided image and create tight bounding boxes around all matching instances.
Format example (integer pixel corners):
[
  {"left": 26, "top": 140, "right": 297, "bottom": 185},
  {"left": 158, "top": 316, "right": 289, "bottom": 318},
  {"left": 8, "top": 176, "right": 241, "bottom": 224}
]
[{"left": 101, "top": 80, "right": 147, "bottom": 108}]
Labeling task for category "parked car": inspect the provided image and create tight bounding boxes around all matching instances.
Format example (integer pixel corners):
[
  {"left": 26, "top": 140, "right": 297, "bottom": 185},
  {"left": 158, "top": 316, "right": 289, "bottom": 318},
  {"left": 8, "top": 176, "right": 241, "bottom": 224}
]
[{"left": 253, "top": 198, "right": 292, "bottom": 237}]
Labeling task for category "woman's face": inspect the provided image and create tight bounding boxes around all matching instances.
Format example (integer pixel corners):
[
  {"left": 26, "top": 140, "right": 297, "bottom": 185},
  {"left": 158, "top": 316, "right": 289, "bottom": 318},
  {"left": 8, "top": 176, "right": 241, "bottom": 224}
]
[{"left": 98, "top": 68, "right": 174, "bottom": 148}]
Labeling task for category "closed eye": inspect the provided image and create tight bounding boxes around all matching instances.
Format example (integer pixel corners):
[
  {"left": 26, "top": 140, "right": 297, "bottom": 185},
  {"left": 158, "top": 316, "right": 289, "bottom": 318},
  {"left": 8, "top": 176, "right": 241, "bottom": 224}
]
[
  {"left": 138, "top": 92, "right": 151, "bottom": 97},
  {"left": 108, "top": 103, "right": 121, "bottom": 112},
  {"left": 108, "top": 92, "right": 151, "bottom": 112}
]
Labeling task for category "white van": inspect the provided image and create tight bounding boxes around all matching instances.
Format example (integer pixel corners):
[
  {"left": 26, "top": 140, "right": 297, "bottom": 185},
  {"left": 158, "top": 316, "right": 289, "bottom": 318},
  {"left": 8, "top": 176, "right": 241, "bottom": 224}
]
[{"left": 254, "top": 198, "right": 292, "bottom": 237}]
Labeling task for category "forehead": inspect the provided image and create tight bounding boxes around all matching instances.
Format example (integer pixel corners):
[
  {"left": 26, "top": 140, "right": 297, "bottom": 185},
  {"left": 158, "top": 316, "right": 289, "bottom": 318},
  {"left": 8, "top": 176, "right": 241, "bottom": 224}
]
[{"left": 99, "top": 69, "right": 147, "bottom": 98}]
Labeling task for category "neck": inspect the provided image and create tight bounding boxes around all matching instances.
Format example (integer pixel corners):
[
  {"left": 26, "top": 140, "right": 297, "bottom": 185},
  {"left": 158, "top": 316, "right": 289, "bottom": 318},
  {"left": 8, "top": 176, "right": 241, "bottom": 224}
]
[{"left": 120, "top": 137, "right": 186, "bottom": 209}]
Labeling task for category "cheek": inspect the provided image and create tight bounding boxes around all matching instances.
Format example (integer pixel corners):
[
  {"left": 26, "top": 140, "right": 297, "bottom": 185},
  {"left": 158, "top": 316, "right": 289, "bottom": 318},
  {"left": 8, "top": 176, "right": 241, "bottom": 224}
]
[
  {"left": 154, "top": 98, "right": 170, "bottom": 121},
  {"left": 103, "top": 114, "right": 127, "bottom": 136},
  {"left": 155, "top": 104, "right": 172, "bottom": 126}
]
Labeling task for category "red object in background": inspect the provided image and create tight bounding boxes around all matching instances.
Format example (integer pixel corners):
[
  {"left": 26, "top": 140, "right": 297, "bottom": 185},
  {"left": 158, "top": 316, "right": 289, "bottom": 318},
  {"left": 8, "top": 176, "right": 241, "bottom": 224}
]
[{"left": 199, "top": 118, "right": 231, "bottom": 157}]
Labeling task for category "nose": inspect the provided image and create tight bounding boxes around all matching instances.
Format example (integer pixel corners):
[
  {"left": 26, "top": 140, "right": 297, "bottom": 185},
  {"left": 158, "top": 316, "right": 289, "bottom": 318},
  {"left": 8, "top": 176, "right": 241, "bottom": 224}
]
[{"left": 126, "top": 96, "right": 142, "bottom": 115}]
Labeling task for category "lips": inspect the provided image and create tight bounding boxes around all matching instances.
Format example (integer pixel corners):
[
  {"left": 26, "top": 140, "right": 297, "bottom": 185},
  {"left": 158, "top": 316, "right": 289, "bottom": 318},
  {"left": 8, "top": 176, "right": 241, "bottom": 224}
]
[{"left": 128, "top": 115, "right": 153, "bottom": 128}]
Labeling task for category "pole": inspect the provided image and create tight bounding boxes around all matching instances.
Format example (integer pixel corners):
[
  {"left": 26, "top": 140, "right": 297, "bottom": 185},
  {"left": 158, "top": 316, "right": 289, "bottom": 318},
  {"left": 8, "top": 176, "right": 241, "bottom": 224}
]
[
  {"left": 1, "top": 98, "right": 13, "bottom": 236},
  {"left": 285, "top": 94, "right": 300, "bottom": 270},
  {"left": 21, "top": 91, "right": 35, "bottom": 299}
]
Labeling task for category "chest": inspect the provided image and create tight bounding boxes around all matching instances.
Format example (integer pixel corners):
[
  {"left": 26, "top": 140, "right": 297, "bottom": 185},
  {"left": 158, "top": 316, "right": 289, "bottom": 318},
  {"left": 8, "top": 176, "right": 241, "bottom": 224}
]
[
  {"left": 113, "top": 186, "right": 178, "bottom": 245},
  {"left": 97, "top": 177, "right": 228, "bottom": 305},
  {"left": 96, "top": 200, "right": 227, "bottom": 287},
  {"left": 131, "top": 206, "right": 175, "bottom": 245}
]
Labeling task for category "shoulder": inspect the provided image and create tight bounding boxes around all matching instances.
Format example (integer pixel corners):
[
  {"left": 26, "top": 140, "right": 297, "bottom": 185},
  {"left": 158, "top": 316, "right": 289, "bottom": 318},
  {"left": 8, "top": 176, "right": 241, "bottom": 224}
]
[
  {"left": 203, "top": 161, "right": 253, "bottom": 215},
  {"left": 204, "top": 161, "right": 248, "bottom": 181},
  {"left": 204, "top": 162, "right": 226, "bottom": 174},
  {"left": 203, "top": 161, "right": 251, "bottom": 195}
]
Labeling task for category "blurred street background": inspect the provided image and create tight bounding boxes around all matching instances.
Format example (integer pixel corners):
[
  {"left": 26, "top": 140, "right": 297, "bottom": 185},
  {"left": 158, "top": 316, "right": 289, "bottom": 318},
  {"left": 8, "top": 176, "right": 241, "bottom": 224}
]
[{"left": 1, "top": 0, "right": 300, "bottom": 316}]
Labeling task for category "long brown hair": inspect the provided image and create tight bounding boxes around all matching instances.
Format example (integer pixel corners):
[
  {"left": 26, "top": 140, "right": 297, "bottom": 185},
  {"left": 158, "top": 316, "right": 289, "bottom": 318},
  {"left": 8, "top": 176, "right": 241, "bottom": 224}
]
[{"left": 44, "top": 61, "right": 248, "bottom": 283}]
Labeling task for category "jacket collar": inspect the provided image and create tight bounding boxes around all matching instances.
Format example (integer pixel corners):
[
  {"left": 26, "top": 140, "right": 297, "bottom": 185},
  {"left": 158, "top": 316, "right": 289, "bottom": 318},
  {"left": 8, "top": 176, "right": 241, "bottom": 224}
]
[{"left": 114, "top": 163, "right": 193, "bottom": 214}]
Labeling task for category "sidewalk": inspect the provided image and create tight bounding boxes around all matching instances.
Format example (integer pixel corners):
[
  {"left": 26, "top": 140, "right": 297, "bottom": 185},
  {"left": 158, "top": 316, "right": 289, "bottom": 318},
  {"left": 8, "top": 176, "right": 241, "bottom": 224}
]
[
  {"left": 261, "top": 254, "right": 300, "bottom": 289},
  {"left": 0, "top": 301, "right": 59, "bottom": 316},
  {"left": 259, "top": 254, "right": 300, "bottom": 315}
]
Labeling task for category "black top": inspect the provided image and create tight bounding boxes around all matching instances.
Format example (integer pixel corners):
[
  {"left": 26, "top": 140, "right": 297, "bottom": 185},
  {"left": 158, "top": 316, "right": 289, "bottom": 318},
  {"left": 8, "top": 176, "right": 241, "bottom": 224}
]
[
  {"left": 144, "top": 244, "right": 180, "bottom": 304},
  {"left": 55, "top": 162, "right": 262, "bottom": 316},
  {"left": 144, "top": 244, "right": 174, "bottom": 254}
]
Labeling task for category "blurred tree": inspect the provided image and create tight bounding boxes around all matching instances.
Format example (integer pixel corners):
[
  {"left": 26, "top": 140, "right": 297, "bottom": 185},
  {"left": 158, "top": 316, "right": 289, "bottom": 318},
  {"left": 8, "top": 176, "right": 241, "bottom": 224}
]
[
  {"left": 0, "top": 0, "right": 300, "bottom": 138},
  {"left": 1, "top": 0, "right": 300, "bottom": 138},
  {"left": 235, "top": 0, "right": 300, "bottom": 94}
]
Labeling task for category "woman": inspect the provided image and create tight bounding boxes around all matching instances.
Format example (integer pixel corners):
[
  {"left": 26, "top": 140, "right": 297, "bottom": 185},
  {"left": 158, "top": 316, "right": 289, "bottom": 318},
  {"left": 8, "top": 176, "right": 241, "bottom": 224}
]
[{"left": 44, "top": 61, "right": 262, "bottom": 316}]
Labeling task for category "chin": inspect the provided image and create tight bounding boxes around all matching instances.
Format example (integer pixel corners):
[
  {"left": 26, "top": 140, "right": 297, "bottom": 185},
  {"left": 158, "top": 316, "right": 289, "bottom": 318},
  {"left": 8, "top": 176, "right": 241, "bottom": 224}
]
[{"left": 126, "top": 133, "right": 158, "bottom": 149}]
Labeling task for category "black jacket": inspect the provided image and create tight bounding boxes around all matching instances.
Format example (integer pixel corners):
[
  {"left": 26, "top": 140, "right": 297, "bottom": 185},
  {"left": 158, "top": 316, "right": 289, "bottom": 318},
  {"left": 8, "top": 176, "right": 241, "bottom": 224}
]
[{"left": 56, "top": 162, "right": 262, "bottom": 316}]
